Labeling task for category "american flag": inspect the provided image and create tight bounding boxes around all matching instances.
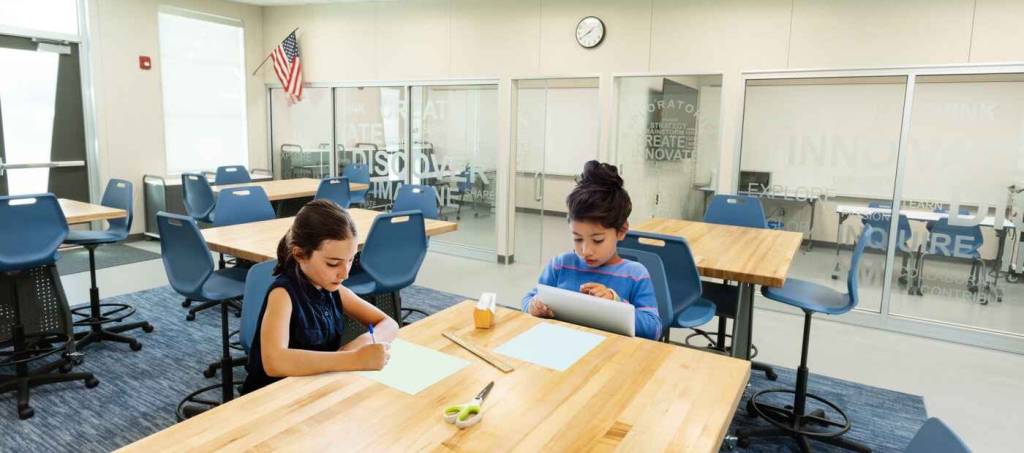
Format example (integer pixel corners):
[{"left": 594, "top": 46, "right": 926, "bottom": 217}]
[{"left": 271, "top": 31, "right": 302, "bottom": 103}]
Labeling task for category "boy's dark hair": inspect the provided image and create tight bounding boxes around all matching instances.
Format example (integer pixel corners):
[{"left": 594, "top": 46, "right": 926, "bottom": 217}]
[
  {"left": 274, "top": 199, "right": 357, "bottom": 274},
  {"left": 566, "top": 160, "right": 631, "bottom": 230}
]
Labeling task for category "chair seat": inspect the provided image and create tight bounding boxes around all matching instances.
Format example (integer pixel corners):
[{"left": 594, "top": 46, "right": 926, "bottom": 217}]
[
  {"left": 194, "top": 267, "right": 247, "bottom": 302},
  {"left": 672, "top": 298, "right": 717, "bottom": 328},
  {"left": 65, "top": 230, "right": 127, "bottom": 245},
  {"left": 761, "top": 279, "right": 854, "bottom": 315},
  {"left": 343, "top": 270, "right": 378, "bottom": 296}
]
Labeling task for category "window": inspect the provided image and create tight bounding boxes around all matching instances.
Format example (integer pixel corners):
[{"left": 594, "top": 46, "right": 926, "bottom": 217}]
[
  {"left": 158, "top": 9, "right": 247, "bottom": 175},
  {"left": 0, "top": 0, "right": 78, "bottom": 37}
]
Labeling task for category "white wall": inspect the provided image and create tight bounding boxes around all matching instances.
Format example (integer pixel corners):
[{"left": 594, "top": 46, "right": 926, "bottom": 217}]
[{"left": 86, "top": 0, "right": 265, "bottom": 233}]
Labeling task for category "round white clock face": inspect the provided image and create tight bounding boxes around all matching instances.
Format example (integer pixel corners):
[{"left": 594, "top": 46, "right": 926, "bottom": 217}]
[{"left": 576, "top": 16, "right": 605, "bottom": 49}]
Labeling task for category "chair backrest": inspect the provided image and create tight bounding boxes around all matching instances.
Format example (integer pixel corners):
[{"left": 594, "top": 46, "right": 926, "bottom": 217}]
[
  {"left": 0, "top": 194, "right": 69, "bottom": 272},
  {"left": 181, "top": 173, "right": 215, "bottom": 221},
  {"left": 618, "top": 230, "right": 702, "bottom": 314},
  {"left": 393, "top": 184, "right": 439, "bottom": 220},
  {"left": 617, "top": 247, "right": 673, "bottom": 336},
  {"left": 100, "top": 178, "right": 133, "bottom": 237},
  {"left": 240, "top": 260, "right": 277, "bottom": 353},
  {"left": 156, "top": 212, "right": 215, "bottom": 298},
  {"left": 215, "top": 165, "right": 252, "bottom": 185},
  {"left": 704, "top": 194, "right": 768, "bottom": 229},
  {"left": 213, "top": 186, "right": 276, "bottom": 227},
  {"left": 927, "top": 208, "right": 983, "bottom": 258},
  {"left": 314, "top": 177, "right": 352, "bottom": 209},
  {"left": 863, "top": 202, "right": 912, "bottom": 251},
  {"left": 847, "top": 226, "right": 873, "bottom": 309},
  {"left": 342, "top": 163, "right": 370, "bottom": 185},
  {"left": 904, "top": 418, "right": 971, "bottom": 453},
  {"left": 359, "top": 211, "right": 427, "bottom": 292}
]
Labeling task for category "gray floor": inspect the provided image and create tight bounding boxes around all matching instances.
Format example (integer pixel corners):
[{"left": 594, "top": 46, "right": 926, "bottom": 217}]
[{"left": 54, "top": 236, "right": 1024, "bottom": 451}]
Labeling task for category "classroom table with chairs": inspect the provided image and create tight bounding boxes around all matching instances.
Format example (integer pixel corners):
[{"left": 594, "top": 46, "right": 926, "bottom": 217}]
[
  {"left": 59, "top": 198, "right": 128, "bottom": 225},
  {"left": 210, "top": 177, "right": 369, "bottom": 201},
  {"left": 632, "top": 217, "right": 804, "bottom": 361},
  {"left": 117, "top": 301, "right": 751, "bottom": 452}
]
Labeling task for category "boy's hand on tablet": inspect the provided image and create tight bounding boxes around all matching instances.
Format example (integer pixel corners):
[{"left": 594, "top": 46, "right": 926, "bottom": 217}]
[
  {"left": 528, "top": 298, "right": 555, "bottom": 318},
  {"left": 353, "top": 342, "right": 391, "bottom": 370},
  {"left": 580, "top": 283, "right": 617, "bottom": 301}
]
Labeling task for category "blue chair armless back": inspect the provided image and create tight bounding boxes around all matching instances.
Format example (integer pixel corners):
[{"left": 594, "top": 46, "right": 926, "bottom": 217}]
[
  {"left": 181, "top": 173, "right": 215, "bottom": 221},
  {"left": 101, "top": 178, "right": 133, "bottom": 238},
  {"left": 617, "top": 247, "right": 674, "bottom": 334},
  {"left": 863, "top": 202, "right": 912, "bottom": 251},
  {"left": 926, "top": 208, "right": 983, "bottom": 259},
  {"left": 213, "top": 186, "right": 276, "bottom": 227},
  {"left": 314, "top": 177, "right": 352, "bottom": 209},
  {"left": 847, "top": 226, "right": 874, "bottom": 308},
  {"left": 215, "top": 165, "right": 252, "bottom": 185},
  {"left": 457, "top": 166, "right": 472, "bottom": 193},
  {"left": 618, "top": 230, "right": 702, "bottom": 314},
  {"left": 360, "top": 211, "right": 428, "bottom": 292},
  {"left": 240, "top": 260, "right": 277, "bottom": 353},
  {"left": 0, "top": 194, "right": 69, "bottom": 272},
  {"left": 156, "top": 212, "right": 215, "bottom": 298},
  {"left": 342, "top": 163, "right": 370, "bottom": 185},
  {"left": 393, "top": 184, "right": 439, "bottom": 220},
  {"left": 904, "top": 418, "right": 971, "bottom": 453},
  {"left": 704, "top": 194, "right": 768, "bottom": 229}
]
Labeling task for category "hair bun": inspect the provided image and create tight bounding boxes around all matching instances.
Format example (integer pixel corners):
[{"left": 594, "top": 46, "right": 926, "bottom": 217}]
[{"left": 579, "top": 160, "right": 623, "bottom": 189}]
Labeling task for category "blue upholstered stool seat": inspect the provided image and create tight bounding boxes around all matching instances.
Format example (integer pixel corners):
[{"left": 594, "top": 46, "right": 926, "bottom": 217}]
[{"left": 762, "top": 280, "right": 854, "bottom": 315}]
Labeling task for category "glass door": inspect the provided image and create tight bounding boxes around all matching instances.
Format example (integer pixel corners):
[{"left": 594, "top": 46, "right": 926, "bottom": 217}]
[
  {"left": 335, "top": 86, "right": 408, "bottom": 211},
  {"left": 0, "top": 35, "right": 89, "bottom": 197},
  {"left": 511, "top": 78, "right": 601, "bottom": 270}
]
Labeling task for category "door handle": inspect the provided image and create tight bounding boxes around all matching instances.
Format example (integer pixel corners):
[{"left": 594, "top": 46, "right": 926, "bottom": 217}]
[{"left": 533, "top": 172, "right": 542, "bottom": 202}]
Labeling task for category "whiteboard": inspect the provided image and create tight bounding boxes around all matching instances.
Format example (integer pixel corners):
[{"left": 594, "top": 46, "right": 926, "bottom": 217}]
[{"left": 516, "top": 87, "right": 600, "bottom": 176}]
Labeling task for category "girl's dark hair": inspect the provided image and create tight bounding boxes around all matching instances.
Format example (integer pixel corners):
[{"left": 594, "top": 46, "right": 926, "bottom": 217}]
[
  {"left": 274, "top": 199, "right": 357, "bottom": 274},
  {"left": 566, "top": 160, "right": 631, "bottom": 230}
]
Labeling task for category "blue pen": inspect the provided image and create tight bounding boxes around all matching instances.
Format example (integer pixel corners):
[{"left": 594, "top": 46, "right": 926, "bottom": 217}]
[{"left": 368, "top": 323, "right": 376, "bottom": 344}]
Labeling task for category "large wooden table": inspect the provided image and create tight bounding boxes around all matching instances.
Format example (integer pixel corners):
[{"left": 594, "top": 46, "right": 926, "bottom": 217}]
[
  {"left": 59, "top": 198, "right": 127, "bottom": 225},
  {"left": 633, "top": 218, "right": 804, "bottom": 360},
  {"left": 211, "top": 177, "right": 370, "bottom": 201},
  {"left": 119, "top": 301, "right": 751, "bottom": 452},
  {"left": 202, "top": 208, "right": 458, "bottom": 261}
]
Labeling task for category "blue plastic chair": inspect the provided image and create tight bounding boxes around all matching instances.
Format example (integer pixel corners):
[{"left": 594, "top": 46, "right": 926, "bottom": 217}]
[
  {"left": 864, "top": 202, "right": 914, "bottom": 286},
  {"left": 215, "top": 165, "right": 252, "bottom": 186},
  {"left": 181, "top": 173, "right": 216, "bottom": 224},
  {"left": 911, "top": 208, "right": 985, "bottom": 298},
  {"left": 342, "top": 163, "right": 371, "bottom": 205},
  {"left": 213, "top": 186, "right": 276, "bottom": 227},
  {"left": 344, "top": 211, "right": 428, "bottom": 325},
  {"left": 617, "top": 231, "right": 717, "bottom": 332},
  {"left": 314, "top": 177, "right": 352, "bottom": 209},
  {"left": 240, "top": 260, "right": 278, "bottom": 354},
  {"left": 616, "top": 247, "right": 675, "bottom": 342},
  {"left": 393, "top": 184, "right": 439, "bottom": 220},
  {"left": 704, "top": 194, "right": 769, "bottom": 229},
  {"left": 905, "top": 418, "right": 971, "bottom": 453},
  {"left": 156, "top": 212, "right": 246, "bottom": 420},
  {"left": 64, "top": 179, "right": 152, "bottom": 350},
  {"left": 737, "top": 227, "right": 874, "bottom": 451},
  {"left": 0, "top": 193, "right": 98, "bottom": 419}
]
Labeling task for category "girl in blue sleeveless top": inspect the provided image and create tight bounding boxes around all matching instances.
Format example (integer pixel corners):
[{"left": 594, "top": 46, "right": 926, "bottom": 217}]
[{"left": 243, "top": 200, "right": 399, "bottom": 393}]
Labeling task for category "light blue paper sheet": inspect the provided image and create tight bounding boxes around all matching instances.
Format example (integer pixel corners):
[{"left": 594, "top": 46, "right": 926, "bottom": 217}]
[
  {"left": 494, "top": 322, "right": 605, "bottom": 371},
  {"left": 356, "top": 339, "right": 469, "bottom": 395}
]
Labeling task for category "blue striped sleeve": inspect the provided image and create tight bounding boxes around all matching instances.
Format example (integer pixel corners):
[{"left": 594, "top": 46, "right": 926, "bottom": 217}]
[
  {"left": 521, "top": 258, "right": 558, "bottom": 312},
  {"left": 627, "top": 276, "right": 662, "bottom": 340}
]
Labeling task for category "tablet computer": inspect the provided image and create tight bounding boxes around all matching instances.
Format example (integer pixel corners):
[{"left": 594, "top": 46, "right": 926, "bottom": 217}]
[{"left": 536, "top": 284, "right": 636, "bottom": 337}]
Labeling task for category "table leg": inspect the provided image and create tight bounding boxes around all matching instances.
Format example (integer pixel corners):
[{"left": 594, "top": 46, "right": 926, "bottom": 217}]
[
  {"left": 805, "top": 199, "right": 817, "bottom": 252},
  {"left": 832, "top": 213, "right": 848, "bottom": 280},
  {"left": 731, "top": 282, "right": 755, "bottom": 360},
  {"left": 990, "top": 227, "right": 1009, "bottom": 303}
]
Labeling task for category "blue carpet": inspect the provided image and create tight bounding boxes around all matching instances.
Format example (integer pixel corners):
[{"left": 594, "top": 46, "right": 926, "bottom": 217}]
[{"left": 1, "top": 285, "right": 925, "bottom": 452}]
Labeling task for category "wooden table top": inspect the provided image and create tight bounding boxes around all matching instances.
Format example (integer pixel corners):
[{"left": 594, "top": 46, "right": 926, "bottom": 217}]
[
  {"left": 202, "top": 208, "right": 458, "bottom": 262},
  {"left": 119, "top": 301, "right": 750, "bottom": 452},
  {"left": 633, "top": 218, "right": 804, "bottom": 288},
  {"left": 59, "top": 198, "right": 127, "bottom": 225},
  {"left": 212, "top": 178, "right": 371, "bottom": 201}
]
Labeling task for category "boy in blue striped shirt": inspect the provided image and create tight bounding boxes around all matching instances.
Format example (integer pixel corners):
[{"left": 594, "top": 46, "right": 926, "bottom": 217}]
[{"left": 521, "top": 161, "right": 662, "bottom": 340}]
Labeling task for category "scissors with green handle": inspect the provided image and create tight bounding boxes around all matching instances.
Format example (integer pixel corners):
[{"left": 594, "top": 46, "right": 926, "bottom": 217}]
[{"left": 443, "top": 381, "right": 494, "bottom": 429}]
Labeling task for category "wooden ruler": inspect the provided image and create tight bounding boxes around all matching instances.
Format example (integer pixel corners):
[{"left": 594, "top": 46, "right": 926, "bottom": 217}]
[{"left": 442, "top": 331, "right": 514, "bottom": 373}]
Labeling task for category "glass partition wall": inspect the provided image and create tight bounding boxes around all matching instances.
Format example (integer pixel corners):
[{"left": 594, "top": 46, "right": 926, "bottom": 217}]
[
  {"left": 737, "top": 66, "right": 1024, "bottom": 353},
  {"left": 268, "top": 82, "right": 499, "bottom": 258}
]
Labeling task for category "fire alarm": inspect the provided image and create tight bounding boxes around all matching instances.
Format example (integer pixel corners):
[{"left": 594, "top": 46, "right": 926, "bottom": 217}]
[{"left": 139, "top": 56, "right": 151, "bottom": 70}]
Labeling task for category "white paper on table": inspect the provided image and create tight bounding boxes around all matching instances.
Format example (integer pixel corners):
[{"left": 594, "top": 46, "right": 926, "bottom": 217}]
[
  {"left": 355, "top": 339, "right": 469, "bottom": 395},
  {"left": 494, "top": 322, "right": 605, "bottom": 372}
]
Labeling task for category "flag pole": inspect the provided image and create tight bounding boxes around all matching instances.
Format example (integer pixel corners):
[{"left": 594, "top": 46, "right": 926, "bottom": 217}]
[{"left": 252, "top": 27, "right": 299, "bottom": 76}]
